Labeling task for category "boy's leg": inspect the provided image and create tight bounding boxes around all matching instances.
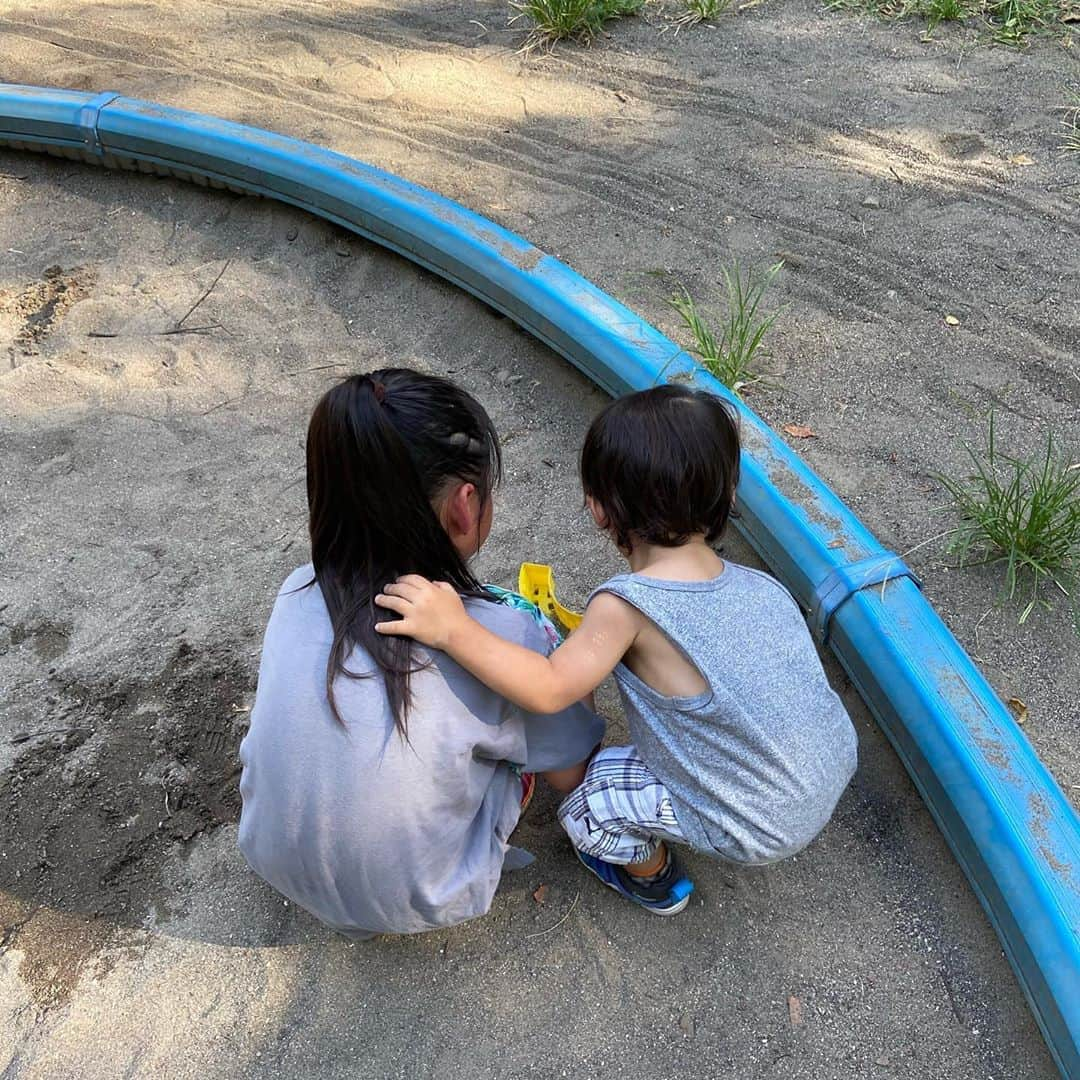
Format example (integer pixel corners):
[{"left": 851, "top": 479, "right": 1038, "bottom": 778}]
[
  {"left": 541, "top": 762, "right": 589, "bottom": 796},
  {"left": 541, "top": 734, "right": 600, "bottom": 796},
  {"left": 558, "top": 745, "right": 685, "bottom": 862},
  {"left": 557, "top": 746, "right": 693, "bottom": 915},
  {"left": 625, "top": 843, "right": 669, "bottom": 878}
]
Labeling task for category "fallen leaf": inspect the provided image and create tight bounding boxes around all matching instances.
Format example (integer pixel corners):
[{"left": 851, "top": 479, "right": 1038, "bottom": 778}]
[
  {"left": 1007, "top": 153, "right": 1036, "bottom": 166},
  {"left": 788, "top": 995, "right": 804, "bottom": 1026},
  {"left": 781, "top": 423, "right": 818, "bottom": 439},
  {"left": 827, "top": 539, "right": 845, "bottom": 549},
  {"left": 533, "top": 884, "right": 549, "bottom": 904},
  {"left": 944, "top": 314, "right": 961, "bottom": 326},
  {"left": 1007, "top": 697, "right": 1029, "bottom": 725}
]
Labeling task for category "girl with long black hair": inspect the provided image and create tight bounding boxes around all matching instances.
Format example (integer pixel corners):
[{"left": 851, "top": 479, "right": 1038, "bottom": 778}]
[{"left": 238, "top": 369, "right": 602, "bottom": 937}]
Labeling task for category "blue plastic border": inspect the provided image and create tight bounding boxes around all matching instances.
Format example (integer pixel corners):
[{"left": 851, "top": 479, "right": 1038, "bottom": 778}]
[{"left": 2, "top": 83, "right": 1077, "bottom": 1076}]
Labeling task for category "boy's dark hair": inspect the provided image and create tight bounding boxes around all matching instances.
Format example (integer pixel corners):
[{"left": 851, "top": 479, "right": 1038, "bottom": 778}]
[
  {"left": 306, "top": 368, "right": 501, "bottom": 736},
  {"left": 580, "top": 385, "right": 740, "bottom": 551}
]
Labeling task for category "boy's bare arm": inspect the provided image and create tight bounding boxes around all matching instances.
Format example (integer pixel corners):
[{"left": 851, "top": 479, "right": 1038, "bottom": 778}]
[{"left": 374, "top": 576, "right": 637, "bottom": 714}]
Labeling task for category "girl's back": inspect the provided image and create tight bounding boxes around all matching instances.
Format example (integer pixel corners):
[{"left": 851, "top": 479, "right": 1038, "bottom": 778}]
[
  {"left": 238, "top": 367, "right": 601, "bottom": 937},
  {"left": 239, "top": 566, "right": 601, "bottom": 937}
]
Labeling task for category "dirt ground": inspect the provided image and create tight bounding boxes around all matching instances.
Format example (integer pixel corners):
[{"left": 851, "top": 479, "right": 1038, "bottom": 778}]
[{"left": 0, "top": 0, "right": 1077, "bottom": 1077}]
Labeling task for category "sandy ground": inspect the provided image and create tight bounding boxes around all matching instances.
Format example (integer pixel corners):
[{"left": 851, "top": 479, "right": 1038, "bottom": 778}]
[{"left": 0, "top": 0, "right": 1077, "bottom": 1076}]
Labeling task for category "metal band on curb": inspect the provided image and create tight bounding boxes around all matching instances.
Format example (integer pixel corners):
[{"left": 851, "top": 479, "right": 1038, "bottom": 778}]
[
  {"left": 77, "top": 91, "right": 119, "bottom": 157},
  {"left": 1, "top": 83, "right": 1077, "bottom": 1078},
  {"left": 809, "top": 553, "right": 919, "bottom": 644}
]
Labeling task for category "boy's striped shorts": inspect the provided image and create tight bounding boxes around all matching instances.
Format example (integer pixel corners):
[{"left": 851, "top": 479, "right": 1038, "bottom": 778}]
[{"left": 557, "top": 745, "right": 686, "bottom": 865}]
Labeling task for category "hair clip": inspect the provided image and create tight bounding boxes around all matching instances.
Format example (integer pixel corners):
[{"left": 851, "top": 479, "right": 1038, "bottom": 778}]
[{"left": 447, "top": 431, "right": 484, "bottom": 455}]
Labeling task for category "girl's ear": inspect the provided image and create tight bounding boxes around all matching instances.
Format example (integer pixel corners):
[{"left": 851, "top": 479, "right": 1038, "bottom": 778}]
[
  {"left": 585, "top": 495, "right": 607, "bottom": 530},
  {"left": 440, "top": 481, "right": 479, "bottom": 551}
]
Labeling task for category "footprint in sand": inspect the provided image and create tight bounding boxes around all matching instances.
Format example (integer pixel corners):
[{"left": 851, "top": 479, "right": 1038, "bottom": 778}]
[{"left": 0, "top": 264, "right": 90, "bottom": 363}]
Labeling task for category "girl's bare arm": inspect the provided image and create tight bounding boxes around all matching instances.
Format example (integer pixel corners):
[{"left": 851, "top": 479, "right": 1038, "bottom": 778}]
[{"left": 374, "top": 576, "right": 638, "bottom": 714}]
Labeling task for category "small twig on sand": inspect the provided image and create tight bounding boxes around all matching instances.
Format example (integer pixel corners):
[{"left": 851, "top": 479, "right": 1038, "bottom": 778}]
[
  {"left": 281, "top": 520, "right": 305, "bottom": 553},
  {"left": 201, "top": 395, "right": 246, "bottom": 416},
  {"left": 160, "top": 323, "right": 223, "bottom": 336},
  {"left": 896, "top": 529, "right": 953, "bottom": 563},
  {"left": 273, "top": 474, "right": 306, "bottom": 498},
  {"left": 175, "top": 259, "right": 231, "bottom": 330},
  {"left": 525, "top": 892, "right": 579, "bottom": 940},
  {"left": 87, "top": 331, "right": 119, "bottom": 338},
  {"left": 287, "top": 362, "right": 351, "bottom": 377},
  {"left": 876, "top": 529, "right": 952, "bottom": 601},
  {"left": 971, "top": 606, "right": 993, "bottom": 662}
]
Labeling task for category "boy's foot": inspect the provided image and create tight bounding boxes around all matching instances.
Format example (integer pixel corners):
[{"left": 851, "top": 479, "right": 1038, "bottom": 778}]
[{"left": 574, "top": 848, "right": 694, "bottom": 915}]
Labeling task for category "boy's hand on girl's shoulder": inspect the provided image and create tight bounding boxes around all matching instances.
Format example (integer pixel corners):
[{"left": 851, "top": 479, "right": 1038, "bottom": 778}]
[{"left": 374, "top": 575, "right": 469, "bottom": 651}]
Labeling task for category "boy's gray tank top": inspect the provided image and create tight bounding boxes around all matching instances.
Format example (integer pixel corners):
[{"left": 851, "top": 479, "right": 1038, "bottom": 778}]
[{"left": 595, "top": 564, "right": 857, "bottom": 864}]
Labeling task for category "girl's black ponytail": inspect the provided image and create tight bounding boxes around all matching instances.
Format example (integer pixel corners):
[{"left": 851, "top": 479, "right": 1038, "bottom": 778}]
[{"left": 305, "top": 368, "right": 501, "bottom": 736}]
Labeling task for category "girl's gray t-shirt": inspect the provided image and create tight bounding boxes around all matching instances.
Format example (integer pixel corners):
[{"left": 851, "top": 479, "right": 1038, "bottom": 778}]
[
  {"left": 238, "top": 565, "right": 603, "bottom": 938},
  {"left": 596, "top": 564, "right": 857, "bottom": 864}
]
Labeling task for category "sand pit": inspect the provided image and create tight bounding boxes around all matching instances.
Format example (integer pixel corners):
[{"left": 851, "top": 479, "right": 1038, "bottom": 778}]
[{"left": 0, "top": 0, "right": 1077, "bottom": 1076}]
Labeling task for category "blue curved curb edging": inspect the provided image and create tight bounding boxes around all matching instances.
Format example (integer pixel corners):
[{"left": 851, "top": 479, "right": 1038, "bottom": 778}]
[{"left": 2, "top": 82, "right": 1078, "bottom": 1076}]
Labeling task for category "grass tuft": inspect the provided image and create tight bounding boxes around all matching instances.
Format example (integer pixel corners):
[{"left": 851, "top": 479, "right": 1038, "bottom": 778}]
[
  {"left": 824, "top": 0, "right": 1069, "bottom": 44},
  {"left": 916, "top": 0, "right": 968, "bottom": 30},
  {"left": 936, "top": 413, "right": 1080, "bottom": 630},
  {"left": 511, "top": 0, "right": 643, "bottom": 52},
  {"left": 675, "top": 0, "right": 734, "bottom": 27},
  {"left": 984, "top": 0, "right": 1053, "bottom": 42},
  {"left": 670, "top": 261, "right": 784, "bottom": 395}
]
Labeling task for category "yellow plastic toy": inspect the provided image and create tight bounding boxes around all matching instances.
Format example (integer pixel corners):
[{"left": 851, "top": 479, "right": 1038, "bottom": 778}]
[{"left": 517, "top": 563, "right": 583, "bottom": 633}]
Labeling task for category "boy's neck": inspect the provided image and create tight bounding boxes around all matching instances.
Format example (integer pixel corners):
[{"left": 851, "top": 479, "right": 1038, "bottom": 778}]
[{"left": 625, "top": 534, "right": 725, "bottom": 580}]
